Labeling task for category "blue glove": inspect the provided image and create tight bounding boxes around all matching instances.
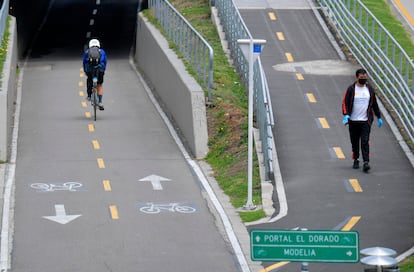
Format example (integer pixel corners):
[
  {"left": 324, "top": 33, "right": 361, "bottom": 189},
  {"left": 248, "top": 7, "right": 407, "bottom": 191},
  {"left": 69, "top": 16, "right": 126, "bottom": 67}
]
[
  {"left": 343, "top": 115, "right": 350, "bottom": 125},
  {"left": 378, "top": 118, "right": 383, "bottom": 128}
]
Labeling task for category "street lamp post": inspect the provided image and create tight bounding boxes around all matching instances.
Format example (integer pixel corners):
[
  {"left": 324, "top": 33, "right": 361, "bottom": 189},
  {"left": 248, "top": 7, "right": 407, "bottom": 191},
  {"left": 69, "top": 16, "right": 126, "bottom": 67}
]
[{"left": 237, "top": 38, "right": 266, "bottom": 210}]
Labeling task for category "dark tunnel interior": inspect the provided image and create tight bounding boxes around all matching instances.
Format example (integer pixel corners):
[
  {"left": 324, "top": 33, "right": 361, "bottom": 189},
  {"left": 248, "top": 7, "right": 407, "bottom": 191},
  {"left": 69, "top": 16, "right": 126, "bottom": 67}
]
[{"left": 10, "top": 0, "right": 148, "bottom": 59}]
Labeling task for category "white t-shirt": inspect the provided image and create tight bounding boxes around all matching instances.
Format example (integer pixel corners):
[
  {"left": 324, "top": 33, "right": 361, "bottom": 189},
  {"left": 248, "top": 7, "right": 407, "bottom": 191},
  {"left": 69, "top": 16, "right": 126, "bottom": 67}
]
[{"left": 350, "top": 85, "right": 370, "bottom": 121}]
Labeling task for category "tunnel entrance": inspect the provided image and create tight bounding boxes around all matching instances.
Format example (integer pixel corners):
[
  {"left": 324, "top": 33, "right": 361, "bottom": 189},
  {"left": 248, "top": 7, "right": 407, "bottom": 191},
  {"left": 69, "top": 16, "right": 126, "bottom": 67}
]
[{"left": 10, "top": 0, "right": 147, "bottom": 59}]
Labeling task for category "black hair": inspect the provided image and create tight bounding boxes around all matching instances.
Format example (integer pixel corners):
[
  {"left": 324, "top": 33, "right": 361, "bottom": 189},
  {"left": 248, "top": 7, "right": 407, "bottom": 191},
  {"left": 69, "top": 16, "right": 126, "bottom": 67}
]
[{"left": 356, "top": 68, "right": 367, "bottom": 77}]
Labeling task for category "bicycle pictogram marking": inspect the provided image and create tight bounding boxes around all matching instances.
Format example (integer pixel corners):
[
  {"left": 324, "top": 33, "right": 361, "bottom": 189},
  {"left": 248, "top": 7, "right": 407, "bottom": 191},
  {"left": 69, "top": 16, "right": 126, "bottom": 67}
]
[
  {"left": 30, "top": 182, "right": 83, "bottom": 192},
  {"left": 138, "top": 202, "right": 196, "bottom": 214}
]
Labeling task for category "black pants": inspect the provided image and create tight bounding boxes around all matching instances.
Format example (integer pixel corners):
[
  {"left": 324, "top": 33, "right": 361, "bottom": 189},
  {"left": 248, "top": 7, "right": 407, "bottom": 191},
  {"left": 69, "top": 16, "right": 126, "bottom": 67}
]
[
  {"left": 86, "top": 71, "right": 104, "bottom": 97},
  {"left": 348, "top": 121, "right": 371, "bottom": 162}
]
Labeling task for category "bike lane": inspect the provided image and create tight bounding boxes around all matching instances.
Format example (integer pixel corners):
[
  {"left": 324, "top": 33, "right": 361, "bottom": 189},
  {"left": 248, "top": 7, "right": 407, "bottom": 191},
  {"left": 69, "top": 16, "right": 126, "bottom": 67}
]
[{"left": 233, "top": 0, "right": 414, "bottom": 271}]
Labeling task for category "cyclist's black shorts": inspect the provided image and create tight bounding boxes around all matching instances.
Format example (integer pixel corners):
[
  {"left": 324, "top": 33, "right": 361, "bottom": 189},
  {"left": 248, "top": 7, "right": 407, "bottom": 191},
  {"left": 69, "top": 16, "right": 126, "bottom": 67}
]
[{"left": 87, "top": 70, "right": 104, "bottom": 85}]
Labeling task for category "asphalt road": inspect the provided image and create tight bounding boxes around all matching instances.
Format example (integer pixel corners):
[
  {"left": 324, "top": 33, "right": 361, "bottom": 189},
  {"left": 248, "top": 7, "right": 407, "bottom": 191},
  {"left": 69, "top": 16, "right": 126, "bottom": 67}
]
[
  {"left": 6, "top": 1, "right": 244, "bottom": 271},
  {"left": 234, "top": 0, "right": 414, "bottom": 271}
]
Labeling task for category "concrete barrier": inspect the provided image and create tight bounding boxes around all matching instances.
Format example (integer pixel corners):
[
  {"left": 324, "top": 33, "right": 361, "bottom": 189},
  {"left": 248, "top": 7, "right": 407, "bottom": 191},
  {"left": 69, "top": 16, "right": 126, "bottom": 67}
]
[
  {"left": 134, "top": 13, "right": 208, "bottom": 159},
  {"left": 0, "top": 16, "right": 17, "bottom": 161}
]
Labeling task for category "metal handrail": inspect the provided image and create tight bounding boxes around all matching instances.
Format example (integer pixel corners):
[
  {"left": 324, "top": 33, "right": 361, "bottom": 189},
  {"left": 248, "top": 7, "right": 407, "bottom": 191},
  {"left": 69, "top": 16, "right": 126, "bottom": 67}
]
[
  {"left": 0, "top": 0, "right": 9, "bottom": 46},
  {"left": 148, "top": 0, "right": 214, "bottom": 101},
  {"left": 214, "top": 0, "right": 275, "bottom": 179}
]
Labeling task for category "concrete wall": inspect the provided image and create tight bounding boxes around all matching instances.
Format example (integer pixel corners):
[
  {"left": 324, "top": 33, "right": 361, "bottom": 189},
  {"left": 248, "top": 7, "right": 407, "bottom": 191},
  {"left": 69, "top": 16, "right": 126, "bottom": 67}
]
[
  {"left": 0, "top": 16, "right": 17, "bottom": 161},
  {"left": 134, "top": 13, "right": 208, "bottom": 159}
]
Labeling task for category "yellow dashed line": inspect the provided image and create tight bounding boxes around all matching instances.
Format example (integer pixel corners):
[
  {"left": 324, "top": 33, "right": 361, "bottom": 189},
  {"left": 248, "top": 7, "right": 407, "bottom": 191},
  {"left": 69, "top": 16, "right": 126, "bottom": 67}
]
[
  {"left": 333, "top": 147, "right": 345, "bottom": 159},
  {"left": 268, "top": 12, "right": 276, "bottom": 20},
  {"left": 80, "top": 73, "right": 84, "bottom": 78},
  {"left": 296, "top": 73, "right": 304, "bottom": 80},
  {"left": 342, "top": 216, "right": 361, "bottom": 231},
  {"left": 103, "top": 180, "right": 112, "bottom": 191},
  {"left": 395, "top": 0, "right": 414, "bottom": 26},
  {"left": 306, "top": 93, "right": 317, "bottom": 103},
  {"left": 109, "top": 205, "right": 119, "bottom": 220},
  {"left": 81, "top": 101, "right": 87, "bottom": 108},
  {"left": 78, "top": 81, "right": 84, "bottom": 87},
  {"left": 79, "top": 91, "right": 85, "bottom": 97},
  {"left": 276, "top": 32, "right": 285, "bottom": 40},
  {"left": 92, "top": 140, "right": 100, "bottom": 150},
  {"left": 85, "top": 112, "right": 91, "bottom": 118},
  {"left": 88, "top": 124, "right": 95, "bottom": 132},
  {"left": 285, "top": 53, "right": 294, "bottom": 62},
  {"left": 318, "top": 117, "right": 330, "bottom": 128},
  {"left": 349, "top": 179, "right": 363, "bottom": 192},
  {"left": 97, "top": 158, "right": 105, "bottom": 168}
]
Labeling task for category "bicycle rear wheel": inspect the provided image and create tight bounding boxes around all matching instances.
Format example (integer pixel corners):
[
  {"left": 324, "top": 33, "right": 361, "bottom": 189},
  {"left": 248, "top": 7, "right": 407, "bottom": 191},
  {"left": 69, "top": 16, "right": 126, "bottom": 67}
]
[{"left": 92, "top": 89, "right": 98, "bottom": 121}]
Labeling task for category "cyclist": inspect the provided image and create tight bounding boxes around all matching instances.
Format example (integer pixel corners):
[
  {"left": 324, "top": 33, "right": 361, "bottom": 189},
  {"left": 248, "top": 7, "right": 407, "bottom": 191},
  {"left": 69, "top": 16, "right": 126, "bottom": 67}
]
[{"left": 83, "top": 38, "right": 107, "bottom": 110}]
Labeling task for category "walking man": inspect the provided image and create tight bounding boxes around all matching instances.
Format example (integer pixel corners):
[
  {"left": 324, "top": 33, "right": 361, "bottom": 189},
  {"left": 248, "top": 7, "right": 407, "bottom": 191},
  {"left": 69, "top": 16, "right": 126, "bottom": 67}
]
[{"left": 342, "top": 68, "right": 383, "bottom": 172}]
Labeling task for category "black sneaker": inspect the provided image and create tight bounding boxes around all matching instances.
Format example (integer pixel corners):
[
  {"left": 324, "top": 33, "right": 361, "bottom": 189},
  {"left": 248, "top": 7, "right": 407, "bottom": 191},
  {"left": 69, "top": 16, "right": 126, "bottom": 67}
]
[
  {"left": 353, "top": 159, "right": 359, "bottom": 169},
  {"left": 98, "top": 102, "right": 104, "bottom": 111},
  {"left": 363, "top": 161, "right": 370, "bottom": 172}
]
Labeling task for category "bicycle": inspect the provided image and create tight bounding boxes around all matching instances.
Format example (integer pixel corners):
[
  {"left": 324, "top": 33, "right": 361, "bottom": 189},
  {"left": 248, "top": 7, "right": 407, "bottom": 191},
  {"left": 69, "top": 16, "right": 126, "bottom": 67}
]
[{"left": 90, "top": 69, "right": 99, "bottom": 121}]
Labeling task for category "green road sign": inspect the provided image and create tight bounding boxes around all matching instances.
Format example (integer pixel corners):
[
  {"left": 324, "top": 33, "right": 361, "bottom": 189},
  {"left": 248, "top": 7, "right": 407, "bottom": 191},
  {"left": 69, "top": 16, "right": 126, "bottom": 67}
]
[{"left": 251, "top": 230, "right": 359, "bottom": 263}]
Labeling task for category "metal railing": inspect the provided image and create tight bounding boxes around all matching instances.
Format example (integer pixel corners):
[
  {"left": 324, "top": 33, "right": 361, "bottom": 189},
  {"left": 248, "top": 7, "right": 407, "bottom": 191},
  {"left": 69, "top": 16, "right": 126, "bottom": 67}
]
[
  {"left": 148, "top": 0, "right": 214, "bottom": 101},
  {"left": 318, "top": 0, "right": 414, "bottom": 144},
  {"left": 0, "top": 0, "right": 9, "bottom": 46},
  {"left": 213, "top": 0, "right": 275, "bottom": 180},
  {"left": 148, "top": 0, "right": 275, "bottom": 180}
]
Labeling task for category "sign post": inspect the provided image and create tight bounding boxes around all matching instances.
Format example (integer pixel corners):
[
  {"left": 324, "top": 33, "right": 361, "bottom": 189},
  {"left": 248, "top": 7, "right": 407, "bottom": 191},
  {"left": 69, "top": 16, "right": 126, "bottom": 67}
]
[
  {"left": 237, "top": 38, "right": 266, "bottom": 210},
  {"left": 250, "top": 230, "right": 359, "bottom": 263}
]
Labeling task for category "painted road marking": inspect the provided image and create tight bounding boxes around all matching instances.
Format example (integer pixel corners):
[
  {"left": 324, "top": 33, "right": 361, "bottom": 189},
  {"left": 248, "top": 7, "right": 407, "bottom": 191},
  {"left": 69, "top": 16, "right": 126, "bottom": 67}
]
[
  {"left": 88, "top": 124, "right": 95, "bottom": 132},
  {"left": 80, "top": 73, "right": 84, "bottom": 78},
  {"left": 31, "top": 182, "right": 83, "bottom": 192},
  {"left": 43, "top": 204, "right": 82, "bottom": 224},
  {"left": 348, "top": 178, "right": 363, "bottom": 192},
  {"left": 78, "top": 81, "right": 84, "bottom": 87},
  {"left": 332, "top": 147, "right": 345, "bottom": 159},
  {"left": 139, "top": 174, "right": 171, "bottom": 190},
  {"left": 296, "top": 73, "right": 304, "bottom": 80},
  {"left": 109, "top": 205, "right": 119, "bottom": 220},
  {"left": 305, "top": 93, "right": 317, "bottom": 103},
  {"left": 285, "top": 53, "right": 294, "bottom": 62},
  {"left": 342, "top": 216, "right": 361, "bottom": 231},
  {"left": 395, "top": 0, "right": 414, "bottom": 26},
  {"left": 85, "top": 112, "right": 91, "bottom": 119},
  {"left": 103, "top": 180, "right": 111, "bottom": 191},
  {"left": 138, "top": 202, "right": 196, "bottom": 214},
  {"left": 317, "top": 117, "right": 330, "bottom": 128},
  {"left": 92, "top": 140, "right": 100, "bottom": 150},
  {"left": 89, "top": 19, "right": 95, "bottom": 26},
  {"left": 81, "top": 101, "right": 87, "bottom": 108},
  {"left": 276, "top": 32, "right": 285, "bottom": 40},
  {"left": 268, "top": 12, "right": 276, "bottom": 20},
  {"left": 79, "top": 91, "right": 85, "bottom": 97},
  {"left": 97, "top": 158, "right": 105, "bottom": 168}
]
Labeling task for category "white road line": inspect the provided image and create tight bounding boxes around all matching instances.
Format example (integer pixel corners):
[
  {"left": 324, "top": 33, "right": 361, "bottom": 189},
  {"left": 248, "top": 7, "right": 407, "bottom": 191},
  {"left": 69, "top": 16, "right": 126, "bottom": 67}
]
[{"left": 0, "top": 44, "right": 24, "bottom": 272}]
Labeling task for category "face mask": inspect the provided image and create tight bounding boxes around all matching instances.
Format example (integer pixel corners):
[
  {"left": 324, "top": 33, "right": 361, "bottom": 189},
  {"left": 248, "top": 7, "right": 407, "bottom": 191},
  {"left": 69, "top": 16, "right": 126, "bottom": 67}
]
[{"left": 358, "top": 78, "right": 367, "bottom": 85}]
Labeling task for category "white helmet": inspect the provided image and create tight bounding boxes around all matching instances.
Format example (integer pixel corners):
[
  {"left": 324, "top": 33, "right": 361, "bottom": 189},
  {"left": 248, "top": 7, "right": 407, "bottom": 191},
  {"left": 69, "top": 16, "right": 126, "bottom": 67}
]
[{"left": 89, "top": 39, "right": 100, "bottom": 48}]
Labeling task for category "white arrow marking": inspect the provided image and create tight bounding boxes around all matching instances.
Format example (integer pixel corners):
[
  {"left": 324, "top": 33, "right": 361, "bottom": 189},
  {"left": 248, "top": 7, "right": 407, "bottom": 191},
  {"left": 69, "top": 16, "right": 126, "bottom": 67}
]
[
  {"left": 43, "top": 205, "right": 81, "bottom": 224},
  {"left": 346, "top": 251, "right": 353, "bottom": 256},
  {"left": 139, "top": 174, "right": 171, "bottom": 190}
]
